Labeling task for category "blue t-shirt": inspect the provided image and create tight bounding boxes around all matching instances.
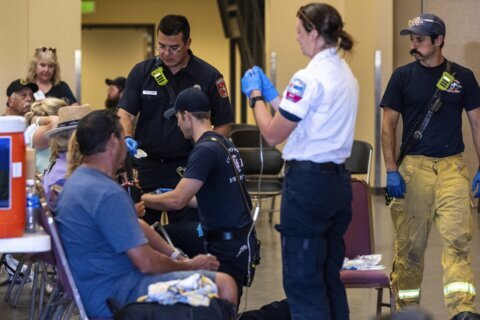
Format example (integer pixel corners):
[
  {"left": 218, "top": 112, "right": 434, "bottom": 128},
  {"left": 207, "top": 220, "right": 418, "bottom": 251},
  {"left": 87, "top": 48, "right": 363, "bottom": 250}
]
[
  {"left": 56, "top": 166, "right": 147, "bottom": 317},
  {"left": 183, "top": 131, "right": 252, "bottom": 232},
  {"left": 380, "top": 59, "right": 480, "bottom": 157}
]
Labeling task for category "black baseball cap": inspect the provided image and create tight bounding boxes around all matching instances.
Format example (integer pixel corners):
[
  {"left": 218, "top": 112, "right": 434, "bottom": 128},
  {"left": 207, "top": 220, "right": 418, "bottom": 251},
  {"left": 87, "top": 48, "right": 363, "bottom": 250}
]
[
  {"left": 105, "top": 77, "right": 126, "bottom": 90},
  {"left": 400, "top": 13, "right": 446, "bottom": 37},
  {"left": 164, "top": 87, "right": 210, "bottom": 118},
  {"left": 6, "top": 79, "right": 38, "bottom": 97}
]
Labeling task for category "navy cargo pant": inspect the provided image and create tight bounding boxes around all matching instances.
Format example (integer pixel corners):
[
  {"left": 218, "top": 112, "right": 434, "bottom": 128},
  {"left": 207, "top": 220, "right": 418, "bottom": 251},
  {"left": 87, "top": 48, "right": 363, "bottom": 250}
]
[{"left": 277, "top": 160, "right": 352, "bottom": 320}]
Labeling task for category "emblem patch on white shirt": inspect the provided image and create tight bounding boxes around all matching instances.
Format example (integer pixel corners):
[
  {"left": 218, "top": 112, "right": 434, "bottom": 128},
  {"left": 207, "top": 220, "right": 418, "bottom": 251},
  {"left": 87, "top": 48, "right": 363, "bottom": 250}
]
[{"left": 286, "top": 78, "right": 306, "bottom": 102}]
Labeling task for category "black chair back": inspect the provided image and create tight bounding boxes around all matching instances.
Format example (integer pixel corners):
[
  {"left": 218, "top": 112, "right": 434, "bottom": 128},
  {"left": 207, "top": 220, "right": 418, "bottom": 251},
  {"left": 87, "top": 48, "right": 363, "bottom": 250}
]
[
  {"left": 345, "top": 140, "right": 373, "bottom": 184},
  {"left": 238, "top": 147, "right": 283, "bottom": 175},
  {"left": 230, "top": 123, "right": 257, "bottom": 132},
  {"left": 230, "top": 128, "right": 269, "bottom": 148}
]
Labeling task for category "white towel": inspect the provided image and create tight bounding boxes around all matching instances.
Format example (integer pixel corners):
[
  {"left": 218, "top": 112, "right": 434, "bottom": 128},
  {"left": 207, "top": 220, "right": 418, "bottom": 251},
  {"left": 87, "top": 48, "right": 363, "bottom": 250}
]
[
  {"left": 342, "top": 254, "right": 385, "bottom": 270},
  {"left": 145, "top": 273, "right": 218, "bottom": 307}
]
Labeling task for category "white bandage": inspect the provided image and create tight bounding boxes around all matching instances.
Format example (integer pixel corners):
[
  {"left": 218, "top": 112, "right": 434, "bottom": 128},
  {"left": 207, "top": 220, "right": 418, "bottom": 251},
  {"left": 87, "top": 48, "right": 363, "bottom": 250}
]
[{"left": 170, "top": 249, "right": 180, "bottom": 260}]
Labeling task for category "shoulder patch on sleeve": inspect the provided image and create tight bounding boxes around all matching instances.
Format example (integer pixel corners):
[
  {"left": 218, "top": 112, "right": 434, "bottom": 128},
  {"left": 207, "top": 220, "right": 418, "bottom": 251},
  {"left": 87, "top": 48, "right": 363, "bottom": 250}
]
[
  {"left": 286, "top": 78, "right": 306, "bottom": 102},
  {"left": 216, "top": 78, "right": 229, "bottom": 98}
]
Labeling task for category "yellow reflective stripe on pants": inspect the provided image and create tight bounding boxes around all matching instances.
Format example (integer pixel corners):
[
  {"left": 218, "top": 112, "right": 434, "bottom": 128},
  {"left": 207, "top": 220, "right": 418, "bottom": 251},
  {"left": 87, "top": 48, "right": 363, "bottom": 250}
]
[
  {"left": 398, "top": 289, "right": 420, "bottom": 300},
  {"left": 444, "top": 282, "right": 476, "bottom": 297}
]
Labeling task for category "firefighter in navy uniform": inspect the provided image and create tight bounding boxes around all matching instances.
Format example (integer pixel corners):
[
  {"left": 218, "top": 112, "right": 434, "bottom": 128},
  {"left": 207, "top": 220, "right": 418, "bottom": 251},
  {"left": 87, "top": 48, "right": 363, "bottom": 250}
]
[
  {"left": 381, "top": 13, "right": 480, "bottom": 320},
  {"left": 117, "top": 14, "right": 233, "bottom": 239},
  {"left": 142, "top": 88, "right": 259, "bottom": 303}
]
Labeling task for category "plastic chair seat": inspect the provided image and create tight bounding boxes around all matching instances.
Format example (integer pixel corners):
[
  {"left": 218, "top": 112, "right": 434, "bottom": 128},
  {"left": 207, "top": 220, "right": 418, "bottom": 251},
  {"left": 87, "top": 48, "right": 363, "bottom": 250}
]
[
  {"left": 340, "top": 269, "right": 390, "bottom": 287},
  {"left": 245, "top": 180, "right": 283, "bottom": 196}
]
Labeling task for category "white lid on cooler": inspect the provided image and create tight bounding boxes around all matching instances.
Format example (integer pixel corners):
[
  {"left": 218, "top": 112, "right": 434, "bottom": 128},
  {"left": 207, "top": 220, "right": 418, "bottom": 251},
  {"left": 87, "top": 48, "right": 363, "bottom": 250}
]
[{"left": 0, "top": 116, "right": 26, "bottom": 133}]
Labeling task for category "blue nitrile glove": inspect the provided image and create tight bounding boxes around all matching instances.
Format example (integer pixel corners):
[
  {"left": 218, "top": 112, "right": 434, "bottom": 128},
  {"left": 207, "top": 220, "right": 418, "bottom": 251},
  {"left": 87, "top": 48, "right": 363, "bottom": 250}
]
[
  {"left": 151, "top": 187, "right": 173, "bottom": 195},
  {"left": 253, "top": 65, "right": 279, "bottom": 102},
  {"left": 125, "top": 136, "right": 138, "bottom": 156},
  {"left": 386, "top": 171, "right": 406, "bottom": 198},
  {"left": 471, "top": 169, "right": 480, "bottom": 198},
  {"left": 241, "top": 68, "right": 262, "bottom": 97}
]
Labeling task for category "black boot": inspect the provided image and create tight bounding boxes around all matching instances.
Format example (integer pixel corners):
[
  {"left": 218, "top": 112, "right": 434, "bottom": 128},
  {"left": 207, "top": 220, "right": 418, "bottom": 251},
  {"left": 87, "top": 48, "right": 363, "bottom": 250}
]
[{"left": 451, "top": 311, "right": 480, "bottom": 320}]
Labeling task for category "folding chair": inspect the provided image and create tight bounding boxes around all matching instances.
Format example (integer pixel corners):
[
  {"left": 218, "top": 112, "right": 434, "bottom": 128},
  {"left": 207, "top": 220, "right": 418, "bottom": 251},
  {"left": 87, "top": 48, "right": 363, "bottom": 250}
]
[
  {"left": 40, "top": 209, "right": 92, "bottom": 320},
  {"left": 345, "top": 140, "right": 373, "bottom": 184},
  {"left": 238, "top": 147, "right": 284, "bottom": 222},
  {"left": 340, "top": 178, "right": 396, "bottom": 318},
  {"left": 230, "top": 123, "right": 257, "bottom": 133},
  {"left": 230, "top": 127, "right": 269, "bottom": 148}
]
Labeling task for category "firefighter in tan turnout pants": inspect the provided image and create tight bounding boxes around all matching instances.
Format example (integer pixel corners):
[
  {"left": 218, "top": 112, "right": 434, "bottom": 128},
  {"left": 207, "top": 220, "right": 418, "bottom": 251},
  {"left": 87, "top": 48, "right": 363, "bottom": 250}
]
[{"left": 381, "top": 13, "right": 480, "bottom": 320}]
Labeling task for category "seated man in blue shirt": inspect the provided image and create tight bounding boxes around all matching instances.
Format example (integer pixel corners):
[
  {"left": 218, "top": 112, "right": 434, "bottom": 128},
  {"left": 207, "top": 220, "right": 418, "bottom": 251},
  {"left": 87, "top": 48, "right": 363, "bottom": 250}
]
[
  {"left": 56, "top": 110, "right": 237, "bottom": 318},
  {"left": 142, "top": 87, "right": 259, "bottom": 303}
]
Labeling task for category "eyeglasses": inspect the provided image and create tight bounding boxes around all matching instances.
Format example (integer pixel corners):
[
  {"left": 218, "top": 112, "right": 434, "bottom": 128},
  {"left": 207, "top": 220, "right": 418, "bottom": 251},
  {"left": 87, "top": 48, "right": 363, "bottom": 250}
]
[
  {"left": 36, "top": 47, "right": 56, "bottom": 53},
  {"left": 298, "top": 9, "right": 316, "bottom": 31},
  {"left": 156, "top": 43, "right": 184, "bottom": 54}
]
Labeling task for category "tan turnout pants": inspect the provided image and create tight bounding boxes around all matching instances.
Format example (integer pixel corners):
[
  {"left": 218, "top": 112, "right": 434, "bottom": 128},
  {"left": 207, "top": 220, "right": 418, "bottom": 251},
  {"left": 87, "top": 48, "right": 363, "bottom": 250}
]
[{"left": 390, "top": 154, "right": 476, "bottom": 317}]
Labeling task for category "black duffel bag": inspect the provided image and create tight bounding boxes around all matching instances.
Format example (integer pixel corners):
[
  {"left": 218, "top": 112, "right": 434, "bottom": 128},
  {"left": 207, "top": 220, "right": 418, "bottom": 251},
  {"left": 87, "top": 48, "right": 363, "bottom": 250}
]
[{"left": 110, "top": 298, "right": 237, "bottom": 320}]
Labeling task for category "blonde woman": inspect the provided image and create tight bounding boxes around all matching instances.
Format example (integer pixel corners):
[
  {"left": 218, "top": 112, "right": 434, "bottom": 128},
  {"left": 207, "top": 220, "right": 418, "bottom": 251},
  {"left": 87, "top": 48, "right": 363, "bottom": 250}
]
[
  {"left": 26, "top": 47, "right": 78, "bottom": 105},
  {"left": 24, "top": 97, "right": 68, "bottom": 174}
]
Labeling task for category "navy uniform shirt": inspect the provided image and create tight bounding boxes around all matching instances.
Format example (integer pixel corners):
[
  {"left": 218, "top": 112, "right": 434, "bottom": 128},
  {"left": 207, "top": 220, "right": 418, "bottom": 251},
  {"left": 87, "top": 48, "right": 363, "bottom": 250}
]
[
  {"left": 381, "top": 59, "right": 480, "bottom": 157},
  {"left": 183, "top": 131, "right": 252, "bottom": 231},
  {"left": 119, "top": 51, "right": 233, "bottom": 190}
]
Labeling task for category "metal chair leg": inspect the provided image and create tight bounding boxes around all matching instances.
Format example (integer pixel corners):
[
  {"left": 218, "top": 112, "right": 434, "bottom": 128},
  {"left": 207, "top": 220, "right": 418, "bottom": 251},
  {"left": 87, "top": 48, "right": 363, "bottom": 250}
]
[
  {"left": 39, "top": 262, "right": 58, "bottom": 317},
  {"left": 61, "top": 301, "right": 75, "bottom": 320},
  {"left": 376, "top": 288, "right": 383, "bottom": 317},
  {"left": 268, "top": 195, "right": 277, "bottom": 223},
  {"left": 0, "top": 254, "right": 7, "bottom": 286},
  {"left": 39, "top": 285, "right": 60, "bottom": 320},
  {"left": 52, "top": 294, "right": 69, "bottom": 320},
  {"left": 29, "top": 261, "right": 40, "bottom": 320},
  {"left": 38, "top": 262, "right": 47, "bottom": 317},
  {"left": 12, "top": 258, "right": 33, "bottom": 307},
  {"left": 5, "top": 254, "right": 26, "bottom": 302}
]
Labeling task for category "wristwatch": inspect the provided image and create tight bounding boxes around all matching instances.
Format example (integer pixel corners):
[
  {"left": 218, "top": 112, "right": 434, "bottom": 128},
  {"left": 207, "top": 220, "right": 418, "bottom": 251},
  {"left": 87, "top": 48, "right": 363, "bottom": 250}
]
[{"left": 249, "top": 96, "right": 265, "bottom": 108}]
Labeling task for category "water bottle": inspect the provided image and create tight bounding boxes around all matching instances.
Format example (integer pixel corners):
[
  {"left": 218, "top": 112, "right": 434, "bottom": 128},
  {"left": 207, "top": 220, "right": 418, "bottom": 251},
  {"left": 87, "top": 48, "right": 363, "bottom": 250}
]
[{"left": 25, "top": 179, "right": 40, "bottom": 233}]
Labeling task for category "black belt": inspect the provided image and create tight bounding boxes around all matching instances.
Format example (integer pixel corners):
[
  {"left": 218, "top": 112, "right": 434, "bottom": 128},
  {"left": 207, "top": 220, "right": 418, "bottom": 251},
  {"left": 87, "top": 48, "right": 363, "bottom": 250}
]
[
  {"left": 204, "top": 226, "right": 251, "bottom": 241},
  {"left": 286, "top": 160, "right": 346, "bottom": 172}
]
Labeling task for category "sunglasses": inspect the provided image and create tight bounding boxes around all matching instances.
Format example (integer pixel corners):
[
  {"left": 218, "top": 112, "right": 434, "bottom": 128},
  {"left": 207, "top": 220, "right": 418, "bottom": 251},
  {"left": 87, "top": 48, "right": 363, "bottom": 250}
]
[
  {"left": 298, "top": 9, "right": 316, "bottom": 31},
  {"left": 36, "top": 47, "right": 57, "bottom": 53}
]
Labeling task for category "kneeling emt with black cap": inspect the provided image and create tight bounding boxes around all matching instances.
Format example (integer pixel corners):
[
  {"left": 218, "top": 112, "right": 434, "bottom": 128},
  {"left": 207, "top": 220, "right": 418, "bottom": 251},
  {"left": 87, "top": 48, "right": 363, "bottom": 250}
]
[{"left": 142, "top": 87, "right": 259, "bottom": 304}]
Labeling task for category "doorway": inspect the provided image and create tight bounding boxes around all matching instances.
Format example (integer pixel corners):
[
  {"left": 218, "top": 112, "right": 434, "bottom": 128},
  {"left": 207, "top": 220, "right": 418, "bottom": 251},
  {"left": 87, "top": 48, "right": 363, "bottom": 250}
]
[{"left": 81, "top": 24, "right": 155, "bottom": 108}]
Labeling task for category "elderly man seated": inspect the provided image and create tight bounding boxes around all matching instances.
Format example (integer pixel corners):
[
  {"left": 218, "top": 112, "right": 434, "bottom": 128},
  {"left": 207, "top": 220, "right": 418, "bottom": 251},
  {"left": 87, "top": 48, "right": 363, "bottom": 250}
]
[{"left": 55, "top": 110, "right": 237, "bottom": 318}]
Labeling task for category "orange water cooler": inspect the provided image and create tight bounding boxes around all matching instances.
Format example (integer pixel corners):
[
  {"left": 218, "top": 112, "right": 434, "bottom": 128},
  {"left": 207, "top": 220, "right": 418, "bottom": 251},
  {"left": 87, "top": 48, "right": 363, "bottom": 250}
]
[{"left": 0, "top": 116, "right": 26, "bottom": 238}]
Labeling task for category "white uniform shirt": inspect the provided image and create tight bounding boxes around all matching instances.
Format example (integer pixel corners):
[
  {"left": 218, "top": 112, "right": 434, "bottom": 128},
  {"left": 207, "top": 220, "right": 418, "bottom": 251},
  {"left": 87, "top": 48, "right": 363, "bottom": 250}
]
[{"left": 279, "top": 47, "right": 359, "bottom": 163}]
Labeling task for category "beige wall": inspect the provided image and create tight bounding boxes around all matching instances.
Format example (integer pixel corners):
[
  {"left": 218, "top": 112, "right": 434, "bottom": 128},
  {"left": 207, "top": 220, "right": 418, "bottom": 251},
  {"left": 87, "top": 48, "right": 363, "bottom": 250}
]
[
  {"left": 424, "top": 0, "right": 480, "bottom": 189},
  {"left": 0, "top": 0, "right": 81, "bottom": 113},
  {"left": 394, "top": 0, "right": 422, "bottom": 68},
  {"left": 266, "top": 0, "right": 394, "bottom": 185},
  {"left": 81, "top": 0, "right": 230, "bottom": 107},
  {"left": 82, "top": 28, "right": 149, "bottom": 109}
]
